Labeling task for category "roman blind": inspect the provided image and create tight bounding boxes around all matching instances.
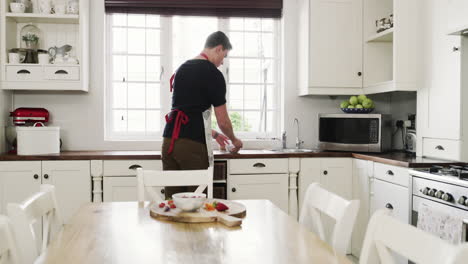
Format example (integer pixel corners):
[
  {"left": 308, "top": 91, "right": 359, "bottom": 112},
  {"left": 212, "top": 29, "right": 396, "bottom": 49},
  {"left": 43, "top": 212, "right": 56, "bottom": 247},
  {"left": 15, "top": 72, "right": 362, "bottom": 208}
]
[{"left": 105, "top": 0, "right": 283, "bottom": 18}]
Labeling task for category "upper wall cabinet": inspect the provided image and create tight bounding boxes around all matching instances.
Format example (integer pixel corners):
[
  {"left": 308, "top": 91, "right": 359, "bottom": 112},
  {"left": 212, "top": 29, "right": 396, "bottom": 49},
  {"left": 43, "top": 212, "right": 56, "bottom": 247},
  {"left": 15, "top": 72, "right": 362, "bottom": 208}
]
[
  {"left": 297, "top": 0, "right": 363, "bottom": 96},
  {"left": 447, "top": 0, "right": 468, "bottom": 35},
  {"left": 0, "top": 0, "right": 89, "bottom": 91},
  {"left": 362, "top": 0, "right": 420, "bottom": 94}
]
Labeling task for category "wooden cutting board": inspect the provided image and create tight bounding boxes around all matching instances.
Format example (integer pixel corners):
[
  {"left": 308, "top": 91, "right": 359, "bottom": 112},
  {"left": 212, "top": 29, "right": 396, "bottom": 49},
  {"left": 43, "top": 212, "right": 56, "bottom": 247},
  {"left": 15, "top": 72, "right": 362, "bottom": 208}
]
[{"left": 149, "top": 199, "right": 246, "bottom": 227}]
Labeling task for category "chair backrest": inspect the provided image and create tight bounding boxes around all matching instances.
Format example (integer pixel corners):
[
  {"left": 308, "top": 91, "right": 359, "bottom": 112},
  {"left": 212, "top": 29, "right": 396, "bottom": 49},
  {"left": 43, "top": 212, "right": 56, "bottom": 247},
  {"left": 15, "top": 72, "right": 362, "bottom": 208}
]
[
  {"left": 0, "top": 215, "right": 19, "bottom": 264},
  {"left": 7, "top": 184, "right": 64, "bottom": 264},
  {"left": 299, "top": 183, "right": 360, "bottom": 255},
  {"left": 360, "top": 209, "right": 468, "bottom": 264},
  {"left": 137, "top": 109, "right": 214, "bottom": 202}
]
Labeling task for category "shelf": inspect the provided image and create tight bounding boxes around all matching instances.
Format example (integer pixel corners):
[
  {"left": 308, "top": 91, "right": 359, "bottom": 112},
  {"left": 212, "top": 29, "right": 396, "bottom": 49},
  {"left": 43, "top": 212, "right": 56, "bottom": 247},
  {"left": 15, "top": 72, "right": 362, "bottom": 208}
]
[
  {"left": 6, "top": 13, "right": 79, "bottom": 24},
  {"left": 366, "top": 28, "right": 394, "bottom": 43}
]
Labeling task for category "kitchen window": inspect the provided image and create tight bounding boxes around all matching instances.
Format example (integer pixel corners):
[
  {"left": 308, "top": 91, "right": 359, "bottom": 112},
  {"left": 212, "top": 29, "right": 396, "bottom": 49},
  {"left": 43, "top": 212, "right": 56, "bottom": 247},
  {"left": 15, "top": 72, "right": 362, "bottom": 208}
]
[{"left": 105, "top": 14, "right": 281, "bottom": 141}]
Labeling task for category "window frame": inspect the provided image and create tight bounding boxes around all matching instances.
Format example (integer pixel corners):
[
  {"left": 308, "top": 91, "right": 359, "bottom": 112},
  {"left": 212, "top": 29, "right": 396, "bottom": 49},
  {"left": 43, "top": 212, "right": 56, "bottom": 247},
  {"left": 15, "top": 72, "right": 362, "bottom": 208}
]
[{"left": 105, "top": 14, "right": 282, "bottom": 141}]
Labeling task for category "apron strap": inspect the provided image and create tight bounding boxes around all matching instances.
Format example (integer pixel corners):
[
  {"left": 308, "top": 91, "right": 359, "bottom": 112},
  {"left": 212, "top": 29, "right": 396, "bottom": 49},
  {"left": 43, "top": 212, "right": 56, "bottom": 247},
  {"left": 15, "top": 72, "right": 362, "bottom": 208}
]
[{"left": 165, "top": 109, "right": 189, "bottom": 154}]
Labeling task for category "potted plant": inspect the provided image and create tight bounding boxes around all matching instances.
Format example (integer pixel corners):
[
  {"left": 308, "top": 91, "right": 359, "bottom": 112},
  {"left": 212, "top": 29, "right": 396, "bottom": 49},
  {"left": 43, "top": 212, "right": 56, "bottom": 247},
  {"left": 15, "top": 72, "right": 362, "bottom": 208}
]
[{"left": 22, "top": 32, "right": 39, "bottom": 49}]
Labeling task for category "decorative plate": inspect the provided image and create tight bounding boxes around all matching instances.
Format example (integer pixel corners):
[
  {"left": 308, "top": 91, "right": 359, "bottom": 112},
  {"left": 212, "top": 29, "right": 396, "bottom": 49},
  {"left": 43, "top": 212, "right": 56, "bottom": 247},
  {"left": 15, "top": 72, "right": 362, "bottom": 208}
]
[{"left": 340, "top": 108, "right": 374, "bottom": 114}]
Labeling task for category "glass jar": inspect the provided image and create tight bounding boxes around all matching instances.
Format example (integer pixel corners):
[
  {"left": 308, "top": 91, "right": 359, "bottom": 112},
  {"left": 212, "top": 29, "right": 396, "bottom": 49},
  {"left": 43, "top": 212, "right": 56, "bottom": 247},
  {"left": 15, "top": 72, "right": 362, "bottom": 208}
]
[{"left": 20, "top": 24, "right": 42, "bottom": 50}]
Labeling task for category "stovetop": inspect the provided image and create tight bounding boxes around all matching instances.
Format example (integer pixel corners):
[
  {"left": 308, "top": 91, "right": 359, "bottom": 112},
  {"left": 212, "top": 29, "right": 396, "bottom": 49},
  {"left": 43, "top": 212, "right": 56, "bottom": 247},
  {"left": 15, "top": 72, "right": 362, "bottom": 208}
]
[{"left": 414, "top": 165, "right": 468, "bottom": 181}]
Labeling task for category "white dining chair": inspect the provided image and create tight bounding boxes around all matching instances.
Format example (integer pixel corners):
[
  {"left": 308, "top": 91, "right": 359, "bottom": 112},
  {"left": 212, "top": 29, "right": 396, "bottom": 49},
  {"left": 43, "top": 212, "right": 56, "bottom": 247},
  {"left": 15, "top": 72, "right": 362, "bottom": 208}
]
[
  {"left": 299, "top": 183, "right": 360, "bottom": 255},
  {"left": 137, "top": 110, "right": 214, "bottom": 203},
  {"left": 0, "top": 215, "right": 19, "bottom": 264},
  {"left": 7, "top": 184, "right": 64, "bottom": 264},
  {"left": 360, "top": 209, "right": 468, "bottom": 264}
]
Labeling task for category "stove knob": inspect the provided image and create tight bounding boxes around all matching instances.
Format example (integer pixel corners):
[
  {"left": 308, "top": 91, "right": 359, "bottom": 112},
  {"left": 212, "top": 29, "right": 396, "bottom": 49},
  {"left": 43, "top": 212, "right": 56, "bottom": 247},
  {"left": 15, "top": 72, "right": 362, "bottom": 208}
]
[
  {"left": 428, "top": 188, "right": 438, "bottom": 197},
  {"left": 442, "top": 193, "right": 453, "bottom": 202},
  {"left": 458, "top": 196, "right": 467, "bottom": 205},
  {"left": 422, "top": 187, "right": 430, "bottom": 195},
  {"left": 435, "top": 190, "right": 445, "bottom": 199}
]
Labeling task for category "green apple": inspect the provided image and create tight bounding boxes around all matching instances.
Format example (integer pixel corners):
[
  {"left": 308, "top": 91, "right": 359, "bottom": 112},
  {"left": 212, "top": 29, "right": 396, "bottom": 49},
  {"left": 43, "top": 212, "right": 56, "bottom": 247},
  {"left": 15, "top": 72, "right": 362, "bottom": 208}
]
[
  {"left": 362, "top": 98, "right": 373, "bottom": 109},
  {"left": 348, "top": 105, "right": 355, "bottom": 109},
  {"left": 356, "top": 104, "right": 363, "bottom": 108},
  {"left": 340, "top": 100, "right": 349, "bottom": 108},
  {"left": 349, "top": 96, "right": 358, "bottom": 106},
  {"left": 358, "top": 94, "right": 367, "bottom": 104}
]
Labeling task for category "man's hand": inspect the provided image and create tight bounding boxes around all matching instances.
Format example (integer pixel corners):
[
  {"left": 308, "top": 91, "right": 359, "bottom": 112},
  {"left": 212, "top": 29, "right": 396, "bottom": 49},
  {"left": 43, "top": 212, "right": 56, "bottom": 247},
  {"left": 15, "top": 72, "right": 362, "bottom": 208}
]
[
  {"left": 213, "top": 131, "right": 230, "bottom": 151},
  {"left": 230, "top": 138, "right": 243, "bottom": 154}
]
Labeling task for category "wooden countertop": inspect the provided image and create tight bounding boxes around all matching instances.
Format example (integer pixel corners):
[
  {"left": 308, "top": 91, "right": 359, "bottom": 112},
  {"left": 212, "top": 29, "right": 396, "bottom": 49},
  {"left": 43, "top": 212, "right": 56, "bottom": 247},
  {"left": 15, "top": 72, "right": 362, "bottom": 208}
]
[
  {"left": 41, "top": 201, "right": 352, "bottom": 264},
  {"left": 0, "top": 150, "right": 462, "bottom": 168}
]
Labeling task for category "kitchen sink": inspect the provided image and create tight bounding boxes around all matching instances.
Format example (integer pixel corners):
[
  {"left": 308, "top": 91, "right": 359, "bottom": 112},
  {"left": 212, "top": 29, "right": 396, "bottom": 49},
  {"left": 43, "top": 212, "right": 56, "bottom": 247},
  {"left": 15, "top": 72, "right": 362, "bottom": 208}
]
[{"left": 270, "top": 148, "right": 318, "bottom": 153}]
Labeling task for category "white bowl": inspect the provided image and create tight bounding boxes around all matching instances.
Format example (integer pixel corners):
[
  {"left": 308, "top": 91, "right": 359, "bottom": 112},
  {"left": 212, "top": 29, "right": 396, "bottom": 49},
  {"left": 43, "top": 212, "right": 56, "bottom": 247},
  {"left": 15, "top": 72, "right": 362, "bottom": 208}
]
[
  {"left": 10, "top": 3, "right": 26, "bottom": 13},
  {"left": 172, "top": 192, "right": 207, "bottom": 212}
]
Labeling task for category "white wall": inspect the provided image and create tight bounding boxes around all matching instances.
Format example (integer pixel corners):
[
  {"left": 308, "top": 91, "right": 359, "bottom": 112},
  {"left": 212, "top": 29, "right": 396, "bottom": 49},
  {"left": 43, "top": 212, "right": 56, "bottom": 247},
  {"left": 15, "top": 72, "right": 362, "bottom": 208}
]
[{"left": 7, "top": 0, "right": 416, "bottom": 151}]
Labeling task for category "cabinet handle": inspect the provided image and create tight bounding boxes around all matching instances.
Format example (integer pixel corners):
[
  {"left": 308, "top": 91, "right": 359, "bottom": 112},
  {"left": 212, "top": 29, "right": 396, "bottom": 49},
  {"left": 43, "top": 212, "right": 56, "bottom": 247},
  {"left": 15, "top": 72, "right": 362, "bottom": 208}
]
[
  {"left": 323, "top": 170, "right": 328, "bottom": 175},
  {"left": 160, "top": 189, "right": 165, "bottom": 194},
  {"left": 17, "top": 69, "right": 30, "bottom": 74},
  {"left": 44, "top": 174, "right": 49, "bottom": 179},
  {"left": 453, "top": 47, "right": 460, "bottom": 52},
  {"left": 128, "top": 164, "right": 142, "bottom": 170},
  {"left": 54, "top": 70, "right": 68, "bottom": 74},
  {"left": 435, "top": 145, "right": 445, "bottom": 151},
  {"left": 386, "top": 170, "right": 394, "bottom": 176},
  {"left": 231, "top": 187, "right": 237, "bottom": 192},
  {"left": 33, "top": 174, "right": 39, "bottom": 179},
  {"left": 253, "top": 163, "right": 266, "bottom": 168},
  {"left": 357, "top": 71, "right": 362, "bottom": 77},
  {"left": 385, "top": 203, "right": 394, "bottom": 210}
]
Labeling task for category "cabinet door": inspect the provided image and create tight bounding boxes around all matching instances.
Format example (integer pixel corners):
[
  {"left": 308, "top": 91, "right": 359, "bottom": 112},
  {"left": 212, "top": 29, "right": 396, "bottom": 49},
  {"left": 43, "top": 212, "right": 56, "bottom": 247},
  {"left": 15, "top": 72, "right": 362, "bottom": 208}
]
[
  {"left": 42, "top": 161, "right": 91, "bottom": 223},
  {"left": 298, "top": 158, "right": 321, "bottom": 212},
  {"left": 227, "top": 174, "right": 289, "bottom": 213},
  {"left": 103, "top": 177, "right": 138, "bottom": 202},
  {"left": 308, "top": 0, "right": 362, "bottom": 89},
  {"left": 351, "top": 159, "right": 372, "bottom": 258},
  {"left": 420, "top": 0, "right": 461, "bottom": 140},
  {"left": 0, "top": 161, "right": 41, "bottom": 214}
]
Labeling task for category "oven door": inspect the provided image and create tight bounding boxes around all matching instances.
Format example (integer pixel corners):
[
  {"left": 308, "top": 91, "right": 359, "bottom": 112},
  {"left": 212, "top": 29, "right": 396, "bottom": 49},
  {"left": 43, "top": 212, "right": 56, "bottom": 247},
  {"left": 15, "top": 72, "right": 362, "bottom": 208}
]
[{"left": 412, "top": 196, "right": 468, "bottom": 242}]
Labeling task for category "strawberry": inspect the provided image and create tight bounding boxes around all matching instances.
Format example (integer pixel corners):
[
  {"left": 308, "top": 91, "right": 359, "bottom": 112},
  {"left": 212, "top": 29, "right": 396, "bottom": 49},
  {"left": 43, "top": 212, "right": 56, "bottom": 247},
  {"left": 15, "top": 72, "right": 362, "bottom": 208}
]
[
  {"left": 168, "top": 200, "right": 174, "bottom": 205},
  {"left": 215, "top": 202, "right": 229, "bottom": 212},
  {"left": 158, "top": 202, "right": 165, "bottom": 208},
  {"left": 170, "top": 203, "right": 176, "bottom": 209}
]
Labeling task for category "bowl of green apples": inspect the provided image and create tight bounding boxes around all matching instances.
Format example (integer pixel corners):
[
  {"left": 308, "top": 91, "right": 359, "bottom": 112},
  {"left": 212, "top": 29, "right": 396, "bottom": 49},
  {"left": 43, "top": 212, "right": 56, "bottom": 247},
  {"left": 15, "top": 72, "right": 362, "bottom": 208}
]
[{"left": 340, "top": 94, "right": 374, "bottom": 113}]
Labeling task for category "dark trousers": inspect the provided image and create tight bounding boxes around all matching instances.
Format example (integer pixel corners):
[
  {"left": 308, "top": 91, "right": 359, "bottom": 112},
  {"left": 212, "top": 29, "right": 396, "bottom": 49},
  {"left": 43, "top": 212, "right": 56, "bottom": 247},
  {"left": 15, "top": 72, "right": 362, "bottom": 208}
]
[{"left": 161, "top": 137, "right": 209, "bottom": 198}]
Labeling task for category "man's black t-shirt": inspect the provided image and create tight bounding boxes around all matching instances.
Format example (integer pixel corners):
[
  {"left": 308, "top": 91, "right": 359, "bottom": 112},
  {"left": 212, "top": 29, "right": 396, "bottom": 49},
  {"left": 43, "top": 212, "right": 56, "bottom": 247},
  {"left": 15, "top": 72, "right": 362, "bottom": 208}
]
[{"left": 163, "top": 59, "right": 226, "bottom": 144}]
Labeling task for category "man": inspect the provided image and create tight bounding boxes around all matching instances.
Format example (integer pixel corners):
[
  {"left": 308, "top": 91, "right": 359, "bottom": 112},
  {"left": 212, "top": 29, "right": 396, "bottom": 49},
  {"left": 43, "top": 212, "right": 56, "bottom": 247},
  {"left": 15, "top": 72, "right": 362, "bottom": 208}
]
[{"left": 162, "top": 31, "right": 243, "bottom": 174}]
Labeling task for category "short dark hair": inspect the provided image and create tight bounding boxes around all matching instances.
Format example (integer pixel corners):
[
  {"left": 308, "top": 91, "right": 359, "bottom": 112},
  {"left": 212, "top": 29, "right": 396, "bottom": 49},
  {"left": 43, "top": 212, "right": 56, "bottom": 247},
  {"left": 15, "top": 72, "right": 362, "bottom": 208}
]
[{"left": 204, "top": 31, "right": 232, "bottom": 50}]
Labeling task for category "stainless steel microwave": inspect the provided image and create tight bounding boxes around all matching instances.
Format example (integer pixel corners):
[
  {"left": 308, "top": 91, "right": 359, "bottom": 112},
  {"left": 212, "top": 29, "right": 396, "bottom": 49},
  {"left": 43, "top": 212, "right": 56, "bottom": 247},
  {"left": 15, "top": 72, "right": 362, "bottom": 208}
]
[{"left": 318, "top": 113, "right": 392, "bottom": 152}]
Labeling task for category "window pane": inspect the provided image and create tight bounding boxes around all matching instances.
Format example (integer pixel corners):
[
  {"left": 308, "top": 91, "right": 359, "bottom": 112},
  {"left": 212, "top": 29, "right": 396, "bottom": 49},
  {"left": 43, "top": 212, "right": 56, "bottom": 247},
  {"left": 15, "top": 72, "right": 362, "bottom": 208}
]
[
  {"left": 128, "top": 14, "right": 145, "bottom": 27},
  {"left": 127, "top": 56, "right": 145, "bottom": 81},
  {"left": 262, "top": 19, "right": 274, "bottom": 31},
  {"left": 228, "top": 85, "right": 243, "bottom": 109},
  {"left": 128, "top": 28, "right": 146, "bottom": 54},
  {"left": 228, "top": 58, "right": 244, "bottom": 83},
  {"left": 244, "top": 18, "right": 261, "bottom": 31},
  {"left": 112, "top": 55, "right": 127, "bottom": 81},
  {"left": 146, "top": 56, "right": 161, "bottom": 82},
  {"left": 228, "top": 32, "right": 244, "bottom": 57},
  {"left": 267, "top": 85, "right": 275, "bottom": 109},
  {"left": 264, "top": 59, "right": 275, "bottom": 83},
  {"left": 244, "top": 85, "right": 262, "bottom": 109},
  {"left": 112, "top": 27, "right": 127, "bottom": 53},
  {"left": 244, "top": 111, "right": 260, "bottom": 132},
  {"left": 146, "top": 110, "right": 160, "bottom": 132},
  {"left": 267, "top": 110, "right": 275, "bottom": 132},
  {"left": 128, "top": 83, "right": 145, "bottom": 108},
  {"left": 146, "top": 15, "right": 160, "bottom": 28},
  {"left": 262, "top": 33, "right": 274, "bottom": 57},
  {"left": 229, "top": 18, "right": 244, "bottom": 31},
  {"left": 229, "top": 111, "right": 246, "bottom": 132},
  {"left": 146, "top": 83, "right": 160, "bottom": 108},
  {"left": 128, "top": 110, "right": 146, "bottom": 132},
  {"left": 113, "top": 82, "right": 127, "bottom": 108},
  {"left": 112, "top": 14, "right": 127, "bottom": 27},
  {"left": 146, "top": 29, "right": 160, "bottom": 55},
  {"left": 244, "top": 33, "right": 261, "bottom": 57},
  {"left": 113, "top": 110, "right": 127, "bottom": 132},
  {"left": 244, "top": 59, "right": 261, "bottom": 83}
]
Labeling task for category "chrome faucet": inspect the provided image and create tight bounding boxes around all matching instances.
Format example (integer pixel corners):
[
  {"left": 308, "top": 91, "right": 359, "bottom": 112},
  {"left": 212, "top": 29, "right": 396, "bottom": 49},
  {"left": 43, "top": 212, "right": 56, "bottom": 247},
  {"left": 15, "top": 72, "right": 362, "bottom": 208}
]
[
  {"left": 294, "top": 118, "right": 304, "bottom": 149},
  {"left": 282, "top": 131, "right": 287, "bottom": 149}
]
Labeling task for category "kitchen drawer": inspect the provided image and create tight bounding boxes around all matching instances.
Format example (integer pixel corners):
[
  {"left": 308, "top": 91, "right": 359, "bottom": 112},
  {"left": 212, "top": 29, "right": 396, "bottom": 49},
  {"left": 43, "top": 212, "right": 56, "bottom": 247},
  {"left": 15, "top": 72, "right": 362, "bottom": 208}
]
[
  {"left": 6, "top": 65, "right": 42, "bottom": 81},
  {"left": 371, "top": 178, "right": 410, "bottom": 224},
  {"left": 374, "top": 162, "right": 410, "bottom": 187},
  {"left": 229, "top": 159, "right": 288, "bottom": 174},
  {"left": 44, "top": 66, "right": 80, "bottom": 80},
  {"left": 103, "top": 160, "right": 162, "bottom": 176},
  {"left": 423, "top": 138, "right": 461, "bottom": 161}
]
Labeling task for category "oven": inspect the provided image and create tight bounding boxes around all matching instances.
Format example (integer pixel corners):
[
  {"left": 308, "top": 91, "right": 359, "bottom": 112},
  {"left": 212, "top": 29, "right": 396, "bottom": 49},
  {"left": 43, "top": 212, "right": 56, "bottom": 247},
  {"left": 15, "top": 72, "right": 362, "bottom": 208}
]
[{"left": 411, "top": 175, "right": 468, "bottom": 242}]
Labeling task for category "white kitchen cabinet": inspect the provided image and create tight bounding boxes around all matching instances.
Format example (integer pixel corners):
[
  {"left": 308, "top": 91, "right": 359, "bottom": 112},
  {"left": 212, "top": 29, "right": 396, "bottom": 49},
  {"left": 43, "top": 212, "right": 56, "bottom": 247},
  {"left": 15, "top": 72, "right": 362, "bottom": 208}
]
[
  {"left": 417, "top": 0, "right": 468, "bottom": 161},
  {"left": 102, "top": 160, "right": 162, "bottom": 202},
  {"left": 297, "top": 0, "right": 363, "bottom": 95},
  {"left": 298, "top": 158, "right": 353, "bottom": 253},
  {"left": 0, "top": 160, "right": 91, "bottom": 223},
  {"left": 447, "top": 0, "right": 468, "bottom": 35},
  {"left": 351, "top": 158, "right": 373, "bottom": 258},
  {"left": 227, "top": 173, "right": 289, "bottom": 213}
]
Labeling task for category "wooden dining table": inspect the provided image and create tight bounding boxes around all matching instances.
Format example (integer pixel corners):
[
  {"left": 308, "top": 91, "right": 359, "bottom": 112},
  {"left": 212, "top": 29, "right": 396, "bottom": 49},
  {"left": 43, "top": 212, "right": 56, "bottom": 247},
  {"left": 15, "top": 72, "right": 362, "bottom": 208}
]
[{"left": 41, "top": 200, "right": 352, "bottom": 264}]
